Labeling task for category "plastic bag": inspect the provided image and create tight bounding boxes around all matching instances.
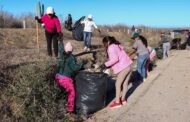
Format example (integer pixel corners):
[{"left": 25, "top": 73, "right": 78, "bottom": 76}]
[
  {"left": 75, "top": 71, "right": 108, "bottom": 115},
  {"left": 72, "top": 16, "right": 85, "bottom": 41}
]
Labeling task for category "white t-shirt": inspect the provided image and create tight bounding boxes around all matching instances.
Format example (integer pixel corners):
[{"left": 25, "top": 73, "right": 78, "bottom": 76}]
[{"left": 81, "top": 20, "right": 98, "bottom": 32}]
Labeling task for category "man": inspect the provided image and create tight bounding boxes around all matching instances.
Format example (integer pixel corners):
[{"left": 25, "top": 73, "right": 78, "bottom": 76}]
[
  {"left": 161, "top": 33, "right": 170, "bottom": 59},
  {"left": 81, "top": 14, "right": 100, "bottom": 52}
]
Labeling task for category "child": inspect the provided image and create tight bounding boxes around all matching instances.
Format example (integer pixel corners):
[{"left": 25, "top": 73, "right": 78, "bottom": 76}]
[
  {"left": 146, "top": 46, "right": 156, "bottom": 76},
  {"left": 55, "top": 42, "right": 84, "bottom": 113},
  {"left": 148, "top": 46, "right": 156, "bottom": 61}
]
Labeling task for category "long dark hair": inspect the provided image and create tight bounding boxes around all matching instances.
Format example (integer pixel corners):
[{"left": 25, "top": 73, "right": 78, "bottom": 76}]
[
  {"left": 102, "top": 36, "right": 121, "bottom": 45},
  {"left": 139, "top": 35, "right": 148, "bottom": 48},
  {"left": 102, "top": 36, "right": 121, "bottom": 58}
]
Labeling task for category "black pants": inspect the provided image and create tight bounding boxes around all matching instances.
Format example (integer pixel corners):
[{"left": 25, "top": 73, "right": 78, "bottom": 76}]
[{"left": 45, "top": 30, "right": 58, "bottom": 57}]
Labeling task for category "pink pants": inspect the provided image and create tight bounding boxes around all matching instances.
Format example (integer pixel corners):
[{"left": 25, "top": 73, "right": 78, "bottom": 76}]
[{"left": 55, "top": 74, "right": 75, "bottom": 112}]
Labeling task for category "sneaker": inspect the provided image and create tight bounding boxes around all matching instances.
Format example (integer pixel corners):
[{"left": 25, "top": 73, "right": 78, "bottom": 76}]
[
  {"left": 121, "top": 99, "right": 127, "bottom": 105},
  {"left": 84, "top": 46, "right": 87, "bottom": 51},
  {"left": 110, "top": 101, "right": 122, "bottom": 109},
  {"left": 87, "top": 48, "right": 91, "bottom": 52},
  {"left": 143, "top": 78, "right": 147, "bottom": 82}
]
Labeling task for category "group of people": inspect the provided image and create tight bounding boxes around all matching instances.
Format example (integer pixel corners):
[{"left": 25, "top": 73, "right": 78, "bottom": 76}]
[
  {"left": 35, "top": 7, "right": 100, "bottom": 58},
  {"left": 35, "top": 6, "right": 176, "bottom": 113}
]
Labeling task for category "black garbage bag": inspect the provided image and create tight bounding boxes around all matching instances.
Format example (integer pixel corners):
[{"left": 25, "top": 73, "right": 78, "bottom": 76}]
[
  {"left": 155, "top": 45, "right": 163, "bottom": 59},
  {"left": 64, "top": 14, "right": 73, "bottom": 31},
  {"left": 72, "top": 16, "right": 85, "bottom": 41},
  {"left": 75, "top": 71, "right": 108, "bottom": 115}
]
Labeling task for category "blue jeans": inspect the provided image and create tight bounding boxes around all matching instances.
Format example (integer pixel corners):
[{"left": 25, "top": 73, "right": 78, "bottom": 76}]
[
  {"left": 83, "top": 32, "right": 92, "bottom": 48},
  {"left": 137, "top": 53, "right": 149, "bottom": 79}
]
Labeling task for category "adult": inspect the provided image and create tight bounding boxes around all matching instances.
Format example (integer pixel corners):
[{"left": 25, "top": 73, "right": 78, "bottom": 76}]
[
  {"left": 131, "top": 33, "right": 149, "bottom": 81},
  {"left": 81, "top": 14, "right": 100, "bottom": 52},
  {"left": 35, "top": 6, "right": 63, "bottom": 58},
  {"left": 101, "top": 36, "right": 133, "bottom": 109},
  {"left": 161, "top": 33, "right": 170, "bottom": 59}
]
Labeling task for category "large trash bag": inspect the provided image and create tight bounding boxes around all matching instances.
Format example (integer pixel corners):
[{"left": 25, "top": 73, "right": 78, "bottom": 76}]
[
  {"left": 72, "top": 16, "right": 85, "bottom": 41},
  {"left": 75, "top": 71, "right": 108, "bottom": 115},
  {"left": 64, "top": 14, "right": 73, "bottom": 31}
]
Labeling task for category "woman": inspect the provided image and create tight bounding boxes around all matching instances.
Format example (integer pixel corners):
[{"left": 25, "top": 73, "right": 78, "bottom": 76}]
[
  {"left": 101, "top": 36, "right": 133, "bottom": 109},
  {"left": 35, "top": 6, "right": 62, "bottom": 58},
  {"left": 131, "top": 33, "right": 149, "bottom": 81},
  {"left": 81, "top": 14, "right": 100, "bottom": 52}
]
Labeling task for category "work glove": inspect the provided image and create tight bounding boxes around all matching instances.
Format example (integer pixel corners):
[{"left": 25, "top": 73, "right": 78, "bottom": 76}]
[
  {"left": 35, "top": 16, "right": 39, "bottom": 20},
  {"left": 57, "top": 32, "right": 63, "bottom": 41},
  {"left": 82, "top": 59, "right": 88, "bottom": 65},
  {"left": 100, "top": 64, "right": 107, "bottom": 72}
]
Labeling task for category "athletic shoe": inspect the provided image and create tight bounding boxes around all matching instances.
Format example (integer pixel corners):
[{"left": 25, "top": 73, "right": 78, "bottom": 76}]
[
  {"left": 121, "top": 99, "right": 127, "bottom": 105},
  {"left": 87, "top": 48, "right": 91, "bottom": 52},
  {"left": 110, "top": 101, "right": 122, "bottom": 109},
  {"left": 143, "top": 78, "right": 147, "bottom": 82},
  {"left": 84, "top": 46, "right": 87, "bottom": 51}
]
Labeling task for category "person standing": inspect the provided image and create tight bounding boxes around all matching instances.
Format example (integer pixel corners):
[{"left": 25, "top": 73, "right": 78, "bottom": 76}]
[
  {"left": 81, "top": 14, "right": 100, "bottom": 52},
  {"left": 131, "top": 33, "right": 149, "bottom": 81},
  {"left": 161, "top": 33, "right": 170, "bottom": 59},
  {"left": 100, "top": 36, "right": 133, "bottom": 109},
  {"left": 35, "top": 6, "right": 63, "bottom": 58}
]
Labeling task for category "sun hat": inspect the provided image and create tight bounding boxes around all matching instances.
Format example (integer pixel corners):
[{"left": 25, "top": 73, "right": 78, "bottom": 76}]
[
  {"left": 46, "top": 6, "right": 54, "bottom": 14},
  {"left": 65, "top": 42, "right": 73, "bottom": 52},
  {"left": 88, "top": 14, "right": 92, "bottom": 19}
]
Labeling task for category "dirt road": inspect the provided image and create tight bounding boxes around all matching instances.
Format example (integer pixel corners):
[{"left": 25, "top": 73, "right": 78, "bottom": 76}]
[{"left": 87, "top": 50, "right": 190, "bottom": 122}]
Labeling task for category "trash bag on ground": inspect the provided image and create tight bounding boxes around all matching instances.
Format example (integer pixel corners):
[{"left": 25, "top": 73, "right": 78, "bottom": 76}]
[
  {"left": 72, "top": 16, "right": 85, "bottom": 41},
  {"left": 75, "top": 71, "right": 108, "bottom": 115}
]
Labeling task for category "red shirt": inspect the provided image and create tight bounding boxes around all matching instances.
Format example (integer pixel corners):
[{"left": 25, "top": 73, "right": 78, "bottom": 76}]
[{"left": 38, "top": 14, "right": 61, "bottom": 33}]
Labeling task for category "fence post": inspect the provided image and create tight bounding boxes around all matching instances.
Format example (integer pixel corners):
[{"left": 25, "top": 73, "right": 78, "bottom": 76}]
[
  {"left": 128, "top": 29, "right": 130, "bottom": 34},
  {"left": 23, "top": 20, "right": 26, "bottom": 29}
]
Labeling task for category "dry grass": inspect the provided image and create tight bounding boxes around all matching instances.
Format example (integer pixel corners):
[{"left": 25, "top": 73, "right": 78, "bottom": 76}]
[{"left": 0, "top": 26, "right": 171, "bottom": 121}]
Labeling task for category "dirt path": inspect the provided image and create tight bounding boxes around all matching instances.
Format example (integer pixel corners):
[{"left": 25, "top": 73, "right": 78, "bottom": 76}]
[{"left": 87, "top": 50, "right": 190, "bottom": 122}]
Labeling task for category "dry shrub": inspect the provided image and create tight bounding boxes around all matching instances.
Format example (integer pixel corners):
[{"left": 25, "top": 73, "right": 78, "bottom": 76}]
[{"left": 0, "top": 62, "right": 73, "bottom": 121}]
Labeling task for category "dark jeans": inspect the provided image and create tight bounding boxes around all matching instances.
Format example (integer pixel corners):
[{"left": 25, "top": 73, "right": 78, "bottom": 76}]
[
  {"left": 83, "top": 32, "right": 92, "bottom": 48},
  {"left": 45, "top": 30, "right": 59, "bottom": 57}
]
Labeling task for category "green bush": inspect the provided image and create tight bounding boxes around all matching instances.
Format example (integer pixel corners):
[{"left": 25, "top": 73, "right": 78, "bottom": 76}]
[{"left": 0, "top": 62, "right": 72, "bottom": 121}]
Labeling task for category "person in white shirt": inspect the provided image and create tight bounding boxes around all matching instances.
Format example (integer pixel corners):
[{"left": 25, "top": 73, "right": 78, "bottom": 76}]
[{"left": 81, "top": 14, "right": 100, "bottom": 51}]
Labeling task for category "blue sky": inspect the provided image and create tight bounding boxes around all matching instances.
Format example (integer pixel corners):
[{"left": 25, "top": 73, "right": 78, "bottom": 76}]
[{"left": 0, "top": 0, "right": 189, "bottom": 28}]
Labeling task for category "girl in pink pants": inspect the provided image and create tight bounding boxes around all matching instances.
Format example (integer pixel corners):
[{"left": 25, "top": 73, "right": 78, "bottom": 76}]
[
  {"left": 56, "top": 42, "right": 83, "bottom": 113},
  {"left": 55, "top": 74, "right": 75, "bottom": 112}
]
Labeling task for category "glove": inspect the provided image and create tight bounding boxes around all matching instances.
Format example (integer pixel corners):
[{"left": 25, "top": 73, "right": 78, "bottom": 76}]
[
  {"left": 57, "top": 32, "right": 63, "bottom": 41},
  {"left": 100, "top": 64, "right": 107, "bottom": 72},
  {"left": 82, "top": 59, "right": 88, "bottom": 65},
  {"left": 98, "top": 29, "right": 101, "bottom": 33},
  {"left": 35, "top": 16, "right": 39, "bottom": 20}
]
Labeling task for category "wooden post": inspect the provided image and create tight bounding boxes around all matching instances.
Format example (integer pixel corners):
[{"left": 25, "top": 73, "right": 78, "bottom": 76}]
[
  {"left": 36, "top": 3, "right": 40, "bottom": 53},
  {"left": 23, "top": 20, "right": 26, "bottom": 29}
]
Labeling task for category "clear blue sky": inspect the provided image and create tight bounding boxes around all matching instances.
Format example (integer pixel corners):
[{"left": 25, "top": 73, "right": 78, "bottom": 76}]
[{"left": 0, "top": 0, "right": 189, "bottom": 28}]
